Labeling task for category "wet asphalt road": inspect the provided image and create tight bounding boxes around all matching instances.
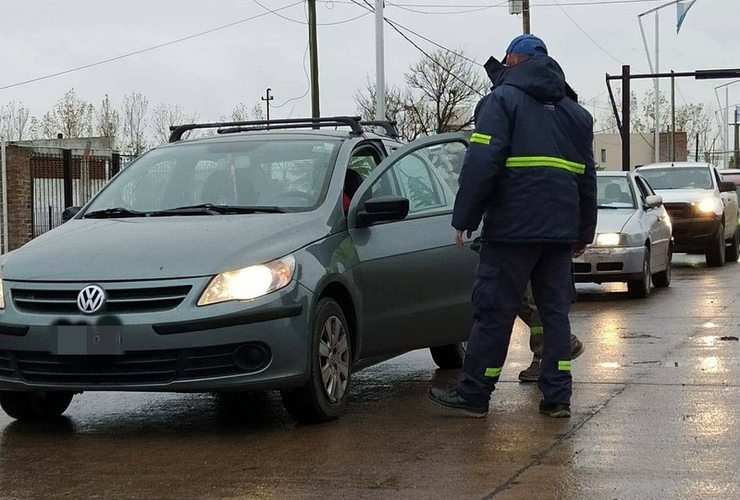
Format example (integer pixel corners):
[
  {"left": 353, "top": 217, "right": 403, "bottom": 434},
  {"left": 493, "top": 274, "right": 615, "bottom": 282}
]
[{"left": 1, "top": 255, "right": 739, "bottom": 499}]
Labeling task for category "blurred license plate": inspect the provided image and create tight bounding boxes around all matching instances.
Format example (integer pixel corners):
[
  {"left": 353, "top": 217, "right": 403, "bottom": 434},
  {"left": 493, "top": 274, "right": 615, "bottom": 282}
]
[{"left": 55, "top": 325, "right": 123, "bottom": 355}]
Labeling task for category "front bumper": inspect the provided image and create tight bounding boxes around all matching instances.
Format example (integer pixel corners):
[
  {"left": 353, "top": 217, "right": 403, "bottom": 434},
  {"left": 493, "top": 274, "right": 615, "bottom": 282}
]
[
  {"left": 670, "top": 217, "right": 722, "bottom": 253},
  {"left": 0, "top": 278, "right": 313, "bottom": 393},
  {"left": 572, "top": 246, "right": 645, "bottom": 284}
]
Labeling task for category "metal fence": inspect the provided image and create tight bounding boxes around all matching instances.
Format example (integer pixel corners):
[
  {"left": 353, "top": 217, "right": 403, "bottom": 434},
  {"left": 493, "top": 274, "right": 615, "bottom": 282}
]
[{"left": 31, "top": 150, "right": 133, "bottom": 237}]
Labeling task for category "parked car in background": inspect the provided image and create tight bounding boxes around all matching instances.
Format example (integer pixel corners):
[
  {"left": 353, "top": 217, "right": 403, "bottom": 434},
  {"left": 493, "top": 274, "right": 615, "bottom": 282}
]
[
  {"left": 573, "top": 171, "right": 672, "bottom": 298},
  {"left": 0, "top": 117, "right": 477, "bottom": 423},
  {"left": 636, "top": 162, "right": 739, "bottom": 267}
]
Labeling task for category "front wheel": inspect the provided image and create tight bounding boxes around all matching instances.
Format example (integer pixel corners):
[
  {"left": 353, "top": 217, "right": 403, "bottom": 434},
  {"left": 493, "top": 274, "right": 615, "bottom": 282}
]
[
  {"left": 281, "top": 298, "right": 352, "bottom": 423},
  {"left": 652, "top": 246, "right": 672, "bottom": 288},
  {"left": 706, "top": 226, "right": 726, "bottom": 267},
  {"left": 726, "top": 227, "right": 739, "bottom": 263},
  {"left": 430, "top": 342, "right": 467, "bottom": 369},
  {"left": 0, "top": 391, "right": 74, "bottom": 421},
  {"left": 627, "top": 247, "right": 651, "bottom": 298}
]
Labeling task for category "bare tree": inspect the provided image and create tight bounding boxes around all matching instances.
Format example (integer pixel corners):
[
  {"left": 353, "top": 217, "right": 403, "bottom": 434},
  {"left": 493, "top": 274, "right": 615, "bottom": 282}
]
[
  {"left": 121, "top": 92, "right": 149, "bottom": 155},
  {"left": 151, "top": 103, "right": 199, "bottom": 145},
  {"left": 0, "top": 101, "right": 32, "bottom": 141},
  {"left": 220, "top": 103, "right": 264, "bottom": 122},
  {"left": 40, "top": 88, "right": 94, "bottom": 138},
  {"left": 96, "top": 94, "right": 120, "bottom": 149},
  {"left": 354, "top": 49, "right": 485, "bottom": 141}
]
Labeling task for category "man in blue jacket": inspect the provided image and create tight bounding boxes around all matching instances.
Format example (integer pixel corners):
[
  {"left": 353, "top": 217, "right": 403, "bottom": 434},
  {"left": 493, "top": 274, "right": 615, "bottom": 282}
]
[{"left": 427, "top": 34, "right": 597, "bottom": 418}]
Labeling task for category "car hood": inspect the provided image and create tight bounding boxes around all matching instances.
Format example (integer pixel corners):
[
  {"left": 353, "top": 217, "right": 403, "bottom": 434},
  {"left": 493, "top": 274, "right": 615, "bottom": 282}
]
[
  {"left": 653, "top": 189, "right": 714, "bottom": 204},
  {"left": 1, "top": 214, "right": 328, "bottom": 282},
  {"left": 597, "top": 209, "right": 636, "bottom": 233}
]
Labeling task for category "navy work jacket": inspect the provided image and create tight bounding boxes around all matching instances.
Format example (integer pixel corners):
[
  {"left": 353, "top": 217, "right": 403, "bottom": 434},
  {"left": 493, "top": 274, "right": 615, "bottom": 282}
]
[{"left": 452, "top": 55, "right": 597, "bottom": 247}]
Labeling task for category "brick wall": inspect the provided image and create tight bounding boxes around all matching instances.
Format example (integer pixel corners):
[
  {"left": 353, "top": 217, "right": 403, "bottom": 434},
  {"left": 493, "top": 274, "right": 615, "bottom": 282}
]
[{"left": 4, "top": 145, "right": 33, "bottom": 251}]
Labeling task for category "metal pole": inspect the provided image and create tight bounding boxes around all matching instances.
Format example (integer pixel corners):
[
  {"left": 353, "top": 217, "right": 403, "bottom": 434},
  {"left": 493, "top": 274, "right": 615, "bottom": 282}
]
[
  {"left": 726, "top": 86, "right": 730, "bottom": 167},
  {"left": 375, "top": 0, "right": 386, "bottom": 121},
  {"left": 308, "top": 0, "right": 320, "bottom": 119},
  {"left": 261, "top": 88, "right": 274, "bottom": 122},
  {"left": 671, "top": 71, "right": 676, "bottom": 162},
  {"left": 523, "top": 0, "right": 531, "bottom": 33},
  {"left": 735, "top": 108, "right": 739, "bottom": 168},
  {"left": 0, "top": 136, "right": 7, "bottom": 254},
  {"left": 622, "top": 65, "right": 632, "bottom": 172},
  {"left": 654, "top": 10, "right": 660, "bottom": 163}
]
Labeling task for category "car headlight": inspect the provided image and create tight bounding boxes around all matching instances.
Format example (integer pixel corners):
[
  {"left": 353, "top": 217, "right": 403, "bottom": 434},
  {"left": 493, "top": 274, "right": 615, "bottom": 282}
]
[
  {"left": 197, "top": 255, "right": 295, "bottom": 306},
  {"left": 594, "top": 233, "right": 627, "bottom": 247},
  {"left": 0, "top": 279, "right": 4, "bottom": 309},
  {"left": 695, "top": 198, "right": 719, "bottom": 214}
]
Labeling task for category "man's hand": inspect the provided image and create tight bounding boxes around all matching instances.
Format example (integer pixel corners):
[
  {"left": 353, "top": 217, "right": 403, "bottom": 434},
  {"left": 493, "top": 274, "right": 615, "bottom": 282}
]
[
  {"left": 572, "top": 244, "right": 587, "bottom": 258},
  {"left": 455, "top": 229, "right": 473, "bottom": 249}
]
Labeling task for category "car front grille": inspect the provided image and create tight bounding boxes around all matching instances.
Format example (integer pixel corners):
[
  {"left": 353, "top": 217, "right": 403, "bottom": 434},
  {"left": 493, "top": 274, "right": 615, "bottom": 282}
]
[
  {"left": 664, "top": 202, "right": 692, "bottom": 221},
  {"left": 573, "top": 263, "right": 591, "bottom": 274},
  {"left": 12, "top": 285, "right": 192, "bottom": 315},
  {"left": 0, "top": 343, "right": 267, "bottom": 385}
]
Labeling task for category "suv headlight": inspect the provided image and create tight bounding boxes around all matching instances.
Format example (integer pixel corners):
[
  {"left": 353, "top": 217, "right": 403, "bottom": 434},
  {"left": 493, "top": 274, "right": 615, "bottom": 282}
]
[
  {"left": 695, "top": 198, "right": 720, "bottom": 214},
  {"left": 594, "top": 233, "right": 628, "bottom": 247},
  {"left": 198, "top": 255, "right": 295, "bottom": 306}
]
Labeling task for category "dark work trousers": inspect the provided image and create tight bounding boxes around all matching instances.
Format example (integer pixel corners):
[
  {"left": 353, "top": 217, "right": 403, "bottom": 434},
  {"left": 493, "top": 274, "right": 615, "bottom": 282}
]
[{"left": 459, "top": 242, "right": 576, "bottom": 405}]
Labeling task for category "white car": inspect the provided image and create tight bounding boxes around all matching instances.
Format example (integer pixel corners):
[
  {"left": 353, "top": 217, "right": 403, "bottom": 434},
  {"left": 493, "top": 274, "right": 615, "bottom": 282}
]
[{"left": 573, "top": 171, "right": 673, "bottom": 298}]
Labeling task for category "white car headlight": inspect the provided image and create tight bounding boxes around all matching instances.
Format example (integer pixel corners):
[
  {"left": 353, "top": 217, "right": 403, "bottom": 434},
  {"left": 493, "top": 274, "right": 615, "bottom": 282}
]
[
  {"left": 695, "top": 198, "right": 719, "bottom": 214},
  {"left": 198, "top": 255, "right": 295, "bottom": 306},
  {"left": 0, "top": 279, "right": 4, "bottom": 309},
  {"left": 594, "top": 233, "right": 627, "bottom": 247}
]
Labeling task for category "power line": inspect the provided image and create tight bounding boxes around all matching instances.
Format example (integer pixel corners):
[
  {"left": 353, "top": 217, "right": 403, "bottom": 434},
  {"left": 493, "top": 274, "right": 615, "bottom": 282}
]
[
  {"left": 323, "top": 0, "right": 665, "bottom": 8},
  {"left": 0, "top": 1, "right": 305, "bottom": 92},
  {"left": 252, "top": 0, "right": 371, "bottom": 25},
  {"left": 552, "top": 0, "right": 624, "bottom": 65}
]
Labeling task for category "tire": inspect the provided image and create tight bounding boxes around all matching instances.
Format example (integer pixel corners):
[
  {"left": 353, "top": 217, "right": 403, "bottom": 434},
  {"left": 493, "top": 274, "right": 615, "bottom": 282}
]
[
  {"left": 0, "top": 391, "right": 74, "bottom": 421},
  {"left": 726, "top": 227, "right": 740, "bottom": 263},
  {"left": 627, "top": 247, "right": 651, "bottom": 299},
  {"left": 281, "top": 298, "right": 352, "bottom": 423},
  {"left": 430, "top": 341, "right": 467, "bottom": 369},
  {"left": 652, "top": 246, "right": 672, "bottom": 288},
  {"left": 706, "top": 225, "right": 726, "bottom": 267}
]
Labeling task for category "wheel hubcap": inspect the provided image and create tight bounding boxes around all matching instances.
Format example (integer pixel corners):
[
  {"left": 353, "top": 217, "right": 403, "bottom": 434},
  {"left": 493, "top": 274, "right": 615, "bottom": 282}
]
[{"left": 319, "top": 316, "right": 350, "bottom": 403}]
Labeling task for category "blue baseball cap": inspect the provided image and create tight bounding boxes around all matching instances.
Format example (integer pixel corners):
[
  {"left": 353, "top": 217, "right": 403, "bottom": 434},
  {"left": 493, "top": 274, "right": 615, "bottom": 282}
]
[{"left": 505, "top": 34, "right": 548, "bottom": 57}]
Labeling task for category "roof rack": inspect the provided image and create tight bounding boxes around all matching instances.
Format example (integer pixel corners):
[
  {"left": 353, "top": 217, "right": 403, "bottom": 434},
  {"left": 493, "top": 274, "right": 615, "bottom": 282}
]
[
  {"left": 169, "top": 116, "right": 369, "bottom": 143},
  {"left": 168, "top": 116, "right": 401, "bottom": 142}
]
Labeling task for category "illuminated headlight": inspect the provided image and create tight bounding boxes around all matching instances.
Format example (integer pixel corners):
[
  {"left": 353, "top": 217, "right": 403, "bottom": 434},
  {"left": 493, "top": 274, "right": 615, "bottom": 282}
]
[
  {"left": 0, "top": 279, "right": 4, "bottom": 309},
  {"left": 695, "top": 198, "right": 719, "bottom": 214},
  {"left": 594, "top": 233, "right": 627, "bottom": 247},
  {"left": 198, "top": 255, "right": 295, "bottom": 306}
]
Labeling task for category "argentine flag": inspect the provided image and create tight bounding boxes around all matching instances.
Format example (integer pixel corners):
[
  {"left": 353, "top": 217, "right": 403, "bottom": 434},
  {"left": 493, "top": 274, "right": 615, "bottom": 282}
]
[{"left": 677, "top": 0, "right": 698, "bottom": 34}]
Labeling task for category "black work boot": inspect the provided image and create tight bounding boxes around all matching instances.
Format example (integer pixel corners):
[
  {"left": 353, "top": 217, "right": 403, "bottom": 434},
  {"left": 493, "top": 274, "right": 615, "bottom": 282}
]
[
  {"left": 538, "top": 399, "right": 571, "bottom": 418},
  {"left": 427, "top": 387, "right": 488, "bottom": 418},
  {"left": 571, "top": 335, "right": 585, "bottom": 359},
  {"left": 518, "top": 356, "right": 541, "bottom": 383}
]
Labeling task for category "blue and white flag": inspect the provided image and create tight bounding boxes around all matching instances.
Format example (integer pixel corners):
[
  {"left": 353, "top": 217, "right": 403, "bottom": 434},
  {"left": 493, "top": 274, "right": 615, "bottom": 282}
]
[{"left": 677, "top": 0, "right": 698, "bottom": 34}]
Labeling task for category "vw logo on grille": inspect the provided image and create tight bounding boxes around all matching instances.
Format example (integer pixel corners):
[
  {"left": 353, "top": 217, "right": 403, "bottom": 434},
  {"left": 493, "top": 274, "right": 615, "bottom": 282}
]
[{"left": 77, "top": 285, "right": 107, "bottom": 314}]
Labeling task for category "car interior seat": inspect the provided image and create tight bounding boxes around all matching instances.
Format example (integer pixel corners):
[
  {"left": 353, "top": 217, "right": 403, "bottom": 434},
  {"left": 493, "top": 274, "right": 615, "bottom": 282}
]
[
  {"left": 201, "top": 170, "right": 234, "bottom": 204},
  {"left": 344, "top": 169, "right": 364, "bottom": 201},
  {"left": 604, "top": 183, "right": 624, "bottom": 203}
]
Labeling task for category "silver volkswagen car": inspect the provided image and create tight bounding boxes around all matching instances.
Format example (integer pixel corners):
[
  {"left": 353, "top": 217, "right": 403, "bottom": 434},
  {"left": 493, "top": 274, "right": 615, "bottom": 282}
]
[
  {"left": 572, "top": 171, "right": 673, "bottom": 298},
  {"left": 0, "top": 118, "right": 475, "bottom": 423}
]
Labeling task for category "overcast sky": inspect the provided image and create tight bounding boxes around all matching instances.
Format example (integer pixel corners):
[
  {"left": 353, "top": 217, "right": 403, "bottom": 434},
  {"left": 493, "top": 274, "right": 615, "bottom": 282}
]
[{"left": 1, "top": 0, "right": 739, "bottom": 132}]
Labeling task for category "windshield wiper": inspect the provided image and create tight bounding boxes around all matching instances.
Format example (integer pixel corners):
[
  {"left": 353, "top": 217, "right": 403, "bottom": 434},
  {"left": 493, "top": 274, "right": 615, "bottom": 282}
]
[
  {"left": 84, "top": 207, "right": 147, "bottom": 219},
  {"left": 149, "top": 204, "right": 286, "bottom": 216}
]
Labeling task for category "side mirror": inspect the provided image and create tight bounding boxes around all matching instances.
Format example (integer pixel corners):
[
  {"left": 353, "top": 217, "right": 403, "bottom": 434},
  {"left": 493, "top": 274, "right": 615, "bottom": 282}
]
[
  {"left": 645, "top": 195, "right": 662, "bottom": 209},
  {"left": 61, "top": 206, "right": 81, "bottom": 223},
  {"left": 720, "top": 180, "right": 737, "bottom": 193},
  {"left": 357, "top": 196, "right": 409, "bottom": 227}
]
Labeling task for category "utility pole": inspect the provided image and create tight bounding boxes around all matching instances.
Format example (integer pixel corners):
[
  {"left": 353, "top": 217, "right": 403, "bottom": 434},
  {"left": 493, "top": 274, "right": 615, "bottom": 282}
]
[
  {"left": 375, "top": 0, "right": 385, "bottom": 121},
  {"left": 261, "top": 88, "right": 274, "bottom": 121},
  {"left": 307, "top": 0, "right": 320, "bottom": 118},
  {"left": 735, "top": 107, "right": 740, "bottom": 168},
  {"left": 671, "top": 71, "right": 676, "bottom": 162},
  {"left": 522, "top": 0, "right": 531, "bottom": 34}
]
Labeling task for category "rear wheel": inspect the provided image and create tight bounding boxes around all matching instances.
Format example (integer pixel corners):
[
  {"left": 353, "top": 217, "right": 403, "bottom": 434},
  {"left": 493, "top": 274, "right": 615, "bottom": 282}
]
[
  {"left": 706, "top": 225, "right": 726, "bottom": 267},
  {"left": 652, "top": 246, "right": 672, "bottom": 288},
  {"left": 726, "top": 227, "right": 739, "bottom": 263},
  {"left": 281, "top": 298, "right": 351, "bottom": 423},
  {"left": 430, "top": 341, "right": 467, "bottom": 369},
  {"left": 0, "top": 391, "right": 74, "bottom": 421},
  {"left": 628, "top": 247, "right": 651, "bottom": 298}
]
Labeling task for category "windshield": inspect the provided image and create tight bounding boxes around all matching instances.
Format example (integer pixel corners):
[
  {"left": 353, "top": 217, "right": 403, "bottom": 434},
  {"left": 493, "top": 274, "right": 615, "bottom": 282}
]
[
  {"left": 597, "top": 176, "right": 635, "bottom": 209},
  {"left": 84, "top": 138, "right": 341, "bottom": 214},
  {"left": 638, "top": 167, "right": 713, "bottom": 190}
]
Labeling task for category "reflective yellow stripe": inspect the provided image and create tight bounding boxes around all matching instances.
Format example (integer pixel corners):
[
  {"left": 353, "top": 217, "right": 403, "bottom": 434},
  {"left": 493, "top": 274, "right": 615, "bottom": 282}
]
[
  {"left": 484, "top": 367, "right": 503, "bottom": 377},
  {"left": 530, "top": 326, "right": 544, "bottom": 335},
  {"left": 505, "top": 156, "right": 585, "bottom": 175},
  {"left": 558, "top": 361, "right": 571, "bottom": 371},
  {"left": 470, "top": 132, "right": 492, "bottom": 145}
]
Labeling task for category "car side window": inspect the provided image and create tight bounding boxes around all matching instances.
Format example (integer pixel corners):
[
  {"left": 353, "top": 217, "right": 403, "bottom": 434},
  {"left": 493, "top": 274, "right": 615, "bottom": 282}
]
[{"left": 634, "top": 177, "right": 650, "bottom": 202}]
